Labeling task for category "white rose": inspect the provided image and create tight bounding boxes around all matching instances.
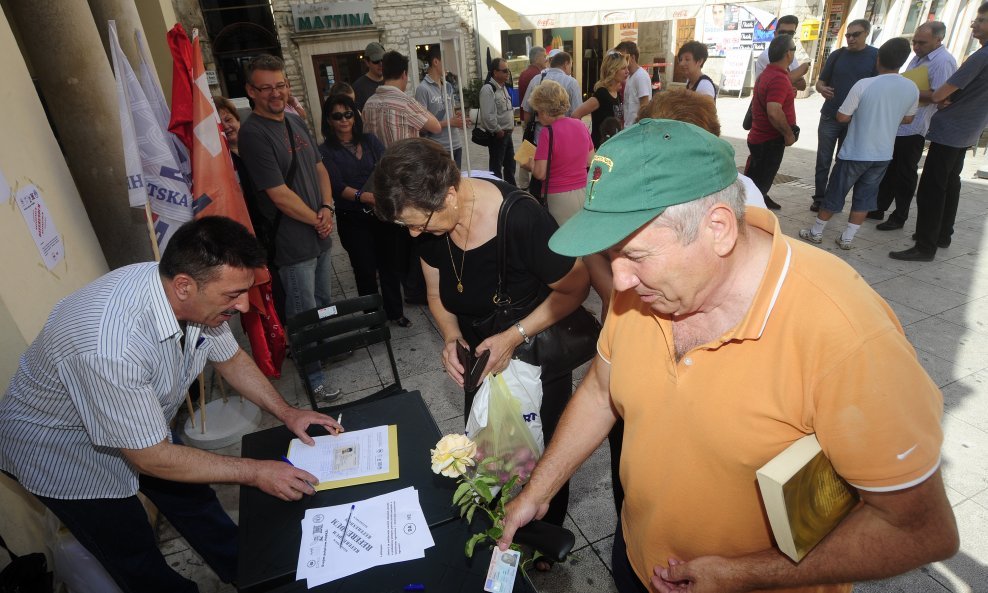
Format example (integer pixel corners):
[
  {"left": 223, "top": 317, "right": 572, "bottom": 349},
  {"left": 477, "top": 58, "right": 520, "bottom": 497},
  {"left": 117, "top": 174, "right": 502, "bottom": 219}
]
[{"left": 430, "top": 434, "right": 478, "bottom": 478}]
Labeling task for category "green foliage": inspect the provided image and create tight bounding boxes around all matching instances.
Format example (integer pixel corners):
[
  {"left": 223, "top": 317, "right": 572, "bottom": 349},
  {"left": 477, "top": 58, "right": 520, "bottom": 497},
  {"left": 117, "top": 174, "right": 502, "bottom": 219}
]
[{"left": 462, "top": 78, "right": 485, "bottom": 110}]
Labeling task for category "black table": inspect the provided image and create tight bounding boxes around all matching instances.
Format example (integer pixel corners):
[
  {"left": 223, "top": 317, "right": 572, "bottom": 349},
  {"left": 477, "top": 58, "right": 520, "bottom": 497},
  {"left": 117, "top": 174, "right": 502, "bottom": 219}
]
[{"left": 238, "top": 391, "right": 535, "bottom": 593}]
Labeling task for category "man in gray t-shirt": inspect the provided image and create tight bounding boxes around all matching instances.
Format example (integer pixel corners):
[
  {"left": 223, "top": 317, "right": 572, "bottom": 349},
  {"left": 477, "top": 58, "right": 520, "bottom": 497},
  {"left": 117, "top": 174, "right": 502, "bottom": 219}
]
[
  {"left": 415, "top": 47, "right": 466, "bottom": 166},
  {"left": 891, "top": 7, "right": 988, "bottom": 262},
  {"left": 238, "top": 54, "right": 339, "bottom": 398}
]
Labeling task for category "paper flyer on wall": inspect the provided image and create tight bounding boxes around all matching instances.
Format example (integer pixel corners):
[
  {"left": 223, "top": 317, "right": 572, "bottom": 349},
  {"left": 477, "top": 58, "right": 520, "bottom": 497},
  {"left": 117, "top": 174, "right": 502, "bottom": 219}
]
[
  {"left": 0, "top": 166, "right": 10, "bottom": 203},
  {"left": 15, "top": 184, "right": 64, "bottom": 270},
  {"left": 287, "top": 425, "right": 399, "bottom": 490},
  {"left": 296, "top": 486, "right": 435, "bottom": 588}
]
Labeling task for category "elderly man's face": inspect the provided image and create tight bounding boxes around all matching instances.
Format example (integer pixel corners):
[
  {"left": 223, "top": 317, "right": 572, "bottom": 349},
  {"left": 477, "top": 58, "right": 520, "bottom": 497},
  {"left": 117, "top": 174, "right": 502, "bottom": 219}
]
[
  {"left": 911, "top": 27, "right": 940, "bottom": 57},
  {"left": 608, "top": 219, "right": 718, "bottom": 317}
]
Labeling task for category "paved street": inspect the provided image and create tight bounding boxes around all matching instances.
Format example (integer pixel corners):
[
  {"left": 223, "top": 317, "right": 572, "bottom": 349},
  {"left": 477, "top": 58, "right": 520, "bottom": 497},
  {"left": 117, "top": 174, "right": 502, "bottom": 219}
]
[{"left": 166, "top": 92, "right": 988, "bottom": 593}]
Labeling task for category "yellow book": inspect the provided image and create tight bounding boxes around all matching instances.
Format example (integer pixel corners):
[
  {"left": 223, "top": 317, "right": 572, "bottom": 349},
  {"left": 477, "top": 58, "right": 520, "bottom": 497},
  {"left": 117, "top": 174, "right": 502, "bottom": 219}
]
[
  {"left": 902, "top": 65, "right": 930, "bottom": 91},
  {"left": 287, "top": 424, "right": 399, "bottom": 491},
  {"left": 514, "top": 140, "right": 537, "bottom": 164},
  {"left": 756, "top": 434, "right": 859, "bottom": 562}
]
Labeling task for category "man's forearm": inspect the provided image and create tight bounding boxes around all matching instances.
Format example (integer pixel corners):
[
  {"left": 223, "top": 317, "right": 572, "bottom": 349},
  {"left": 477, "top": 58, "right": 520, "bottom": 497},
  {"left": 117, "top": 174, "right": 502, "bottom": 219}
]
[
  {"left": 214, "top": 349, "right": 294, "bottom": 422},
  {"left": 266, "top": 185, "right": 319, "bottom": 225},
  {"left": 123, "top": 439, "right": 260, "bottom": 485}
]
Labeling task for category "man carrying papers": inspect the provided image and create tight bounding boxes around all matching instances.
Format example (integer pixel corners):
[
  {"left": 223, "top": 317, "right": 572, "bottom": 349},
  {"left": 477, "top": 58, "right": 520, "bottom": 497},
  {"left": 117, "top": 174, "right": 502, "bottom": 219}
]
[
  {"left": 0, "top": 217, "right": 342, "bottom": 593},
  {"left": 497, "top": 120, "right": 958, "bottom": 593}
]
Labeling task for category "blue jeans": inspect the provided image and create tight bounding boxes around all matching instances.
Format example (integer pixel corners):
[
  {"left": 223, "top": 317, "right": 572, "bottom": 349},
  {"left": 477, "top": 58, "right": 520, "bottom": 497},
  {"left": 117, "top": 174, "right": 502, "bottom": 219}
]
[
  {"left": 280, "top": 248, "right": 334, "bottom": 388},
  {"left": 821, "top": 159, "right": 890, "bottom": 214},
  {"left": 814, "top": 114, "right": 848, "bottom": 199}
]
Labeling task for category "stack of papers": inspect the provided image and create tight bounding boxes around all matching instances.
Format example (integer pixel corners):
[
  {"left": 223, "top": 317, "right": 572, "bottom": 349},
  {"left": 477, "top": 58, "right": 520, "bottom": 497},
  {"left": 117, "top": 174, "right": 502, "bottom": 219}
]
[
  {"left": 287, "top": 425, "right": 399, "bottom": 491},
  {"left": 296, "top": 487, "right": 435, "bottom": 588}
]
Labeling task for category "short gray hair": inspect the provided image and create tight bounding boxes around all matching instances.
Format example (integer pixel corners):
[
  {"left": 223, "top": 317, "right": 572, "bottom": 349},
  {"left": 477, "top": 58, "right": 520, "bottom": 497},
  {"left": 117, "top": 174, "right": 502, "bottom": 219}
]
[
  {"left": 529, "top": 46, "right": 546, "bottom": 62},
  {"left": 652, "top": 180, "right": 746, "bottom": 244}
]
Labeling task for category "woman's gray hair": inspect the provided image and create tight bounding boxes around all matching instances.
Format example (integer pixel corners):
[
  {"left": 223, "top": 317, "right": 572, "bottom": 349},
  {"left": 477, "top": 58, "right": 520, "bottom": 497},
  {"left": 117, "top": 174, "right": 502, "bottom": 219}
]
[{"left": 652, "top": 179, "right": 746, "bottom": 244}]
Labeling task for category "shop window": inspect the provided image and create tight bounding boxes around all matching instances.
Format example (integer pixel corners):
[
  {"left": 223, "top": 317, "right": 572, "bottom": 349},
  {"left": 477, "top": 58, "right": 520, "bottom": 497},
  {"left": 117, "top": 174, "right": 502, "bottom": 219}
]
[{"left": 199, "top": 1, "right": 281, "bottom": 98}]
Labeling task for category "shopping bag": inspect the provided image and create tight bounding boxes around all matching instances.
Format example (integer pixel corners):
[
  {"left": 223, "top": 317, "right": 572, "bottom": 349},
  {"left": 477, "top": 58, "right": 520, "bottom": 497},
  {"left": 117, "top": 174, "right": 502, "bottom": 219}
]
[
  {"left": 465, "top": 362, "right": 543, "bottom": 488},
  {"left": 465, "top": 359, "right": 544, "bottom": 450}
]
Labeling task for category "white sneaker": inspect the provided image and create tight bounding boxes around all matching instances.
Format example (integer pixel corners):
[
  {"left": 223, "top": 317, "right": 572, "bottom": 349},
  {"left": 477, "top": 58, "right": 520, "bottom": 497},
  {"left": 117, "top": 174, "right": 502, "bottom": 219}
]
[
  {"left": 798, "top": 229, "right": 823, "bottom": 244},
  {"left": 834, "top": 236, "right": 853, "bottom": 250},
  {"left": 312, "top": 384, "right": 342, "bottom": 402}
]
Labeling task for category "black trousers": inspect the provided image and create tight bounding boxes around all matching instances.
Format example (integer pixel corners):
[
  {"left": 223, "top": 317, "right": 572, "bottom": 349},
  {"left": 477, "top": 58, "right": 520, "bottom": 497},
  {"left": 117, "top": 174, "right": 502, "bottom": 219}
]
[
  {"left": 874, "top": 134, "right": 926, "bottom": 223},
  {"left": 336, "top": 208, "right": 404, "bottom": 320},
  {"left": 37, "top": 474, "right": 238, "bottom": 593},
  {"left": 398, "top": 231, "right": 427, "bottom": 302},
  {"left": 488, "top": 132, "right": 517, "bottom": 186},
  {"left": 915, "top": 141, "right": 967, "bottom": 254},
  {"left": 464, "top": 369, "right": 572, "bottom": 527},
  {"left": 611, "top": 518, "right": 651, "bottom": 593},
  {"left": 745, "top": 137, "right": 786, "bottom": 200}
]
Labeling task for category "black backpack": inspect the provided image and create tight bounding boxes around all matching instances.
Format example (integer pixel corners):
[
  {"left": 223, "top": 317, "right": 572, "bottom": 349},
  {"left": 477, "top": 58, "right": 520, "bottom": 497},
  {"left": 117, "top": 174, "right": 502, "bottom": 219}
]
[{"left": 0, "top": 534, "right": 52, "bottom": 593}]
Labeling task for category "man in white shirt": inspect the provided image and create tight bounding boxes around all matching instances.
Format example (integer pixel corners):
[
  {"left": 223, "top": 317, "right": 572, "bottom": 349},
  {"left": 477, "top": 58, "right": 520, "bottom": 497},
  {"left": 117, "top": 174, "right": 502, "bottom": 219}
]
[
  {"left": 753, "top": 15, "right": 809, "bottom": 89},
  {"left": 870, "top": 21, "right": 957, "bottom": 229},
  {"left": 615, "top": 41, "right": 652, "bottom": 125}
]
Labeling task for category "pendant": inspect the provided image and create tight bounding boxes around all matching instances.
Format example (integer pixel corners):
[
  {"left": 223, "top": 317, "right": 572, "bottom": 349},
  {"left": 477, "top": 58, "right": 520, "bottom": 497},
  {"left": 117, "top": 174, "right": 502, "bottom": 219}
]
[{"left": 457, "top": 281, "right": 464, "bottom": 293}]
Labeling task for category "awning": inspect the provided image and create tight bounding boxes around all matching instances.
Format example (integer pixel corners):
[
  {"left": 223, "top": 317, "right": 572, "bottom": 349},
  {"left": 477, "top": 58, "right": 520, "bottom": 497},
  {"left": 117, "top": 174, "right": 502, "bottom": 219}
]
[{"left": 489, "top": 0, "right": 702, "bottom": 29}]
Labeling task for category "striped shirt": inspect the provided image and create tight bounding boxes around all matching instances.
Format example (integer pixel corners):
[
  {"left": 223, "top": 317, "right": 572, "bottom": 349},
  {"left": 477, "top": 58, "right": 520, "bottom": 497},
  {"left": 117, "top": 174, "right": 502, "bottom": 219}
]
[
  {"left": 363, "top": 85, "right": 431, "bottom": 148},
  {"left": 0, "top": 263, "right": 239, "bottom": 499},
  {"left": 898, "top": 45, "right": 957, "bottom": 138}
]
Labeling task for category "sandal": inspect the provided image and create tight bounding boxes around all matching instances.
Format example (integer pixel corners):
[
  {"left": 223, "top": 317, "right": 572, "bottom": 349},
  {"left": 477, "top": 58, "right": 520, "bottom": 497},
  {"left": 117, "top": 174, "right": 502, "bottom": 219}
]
[{"left": 393, "top": 316, "right": 412, "bottom": 328}]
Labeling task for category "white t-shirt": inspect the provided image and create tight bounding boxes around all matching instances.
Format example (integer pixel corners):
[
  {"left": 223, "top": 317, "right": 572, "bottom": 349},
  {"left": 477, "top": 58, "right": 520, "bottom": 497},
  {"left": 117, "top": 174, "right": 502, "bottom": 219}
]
[
  {"left": 739, "top": 174, "right": 767, "bottom": 208},
  {"left": 690, "top": 77, "right": 717, "bottom": 99},
  {"left": 754, "top": 51, "right": 801, "bottom": 80},
  {"left": 623, "top": 67, "right": 652, "bottom": 126}
]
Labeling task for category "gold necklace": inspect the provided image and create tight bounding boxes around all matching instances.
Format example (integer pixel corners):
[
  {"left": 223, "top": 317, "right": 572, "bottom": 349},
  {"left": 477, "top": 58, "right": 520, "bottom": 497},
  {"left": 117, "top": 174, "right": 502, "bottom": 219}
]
[{"left": 446, "top": 180, "right": 475, "bottom": 293}]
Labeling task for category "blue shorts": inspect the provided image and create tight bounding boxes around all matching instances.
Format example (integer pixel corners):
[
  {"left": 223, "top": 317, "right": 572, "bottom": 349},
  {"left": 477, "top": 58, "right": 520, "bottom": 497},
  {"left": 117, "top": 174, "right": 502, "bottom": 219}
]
[{"left": 822, "top": 159, "right": 890, "bottom": 213}]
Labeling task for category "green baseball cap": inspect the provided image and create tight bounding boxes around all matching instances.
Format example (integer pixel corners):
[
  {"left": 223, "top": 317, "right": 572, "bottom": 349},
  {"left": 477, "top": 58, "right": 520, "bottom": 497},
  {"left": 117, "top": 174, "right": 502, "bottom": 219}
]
[{"left": 548, "top": 119, "right": 738, "bottom": 257}]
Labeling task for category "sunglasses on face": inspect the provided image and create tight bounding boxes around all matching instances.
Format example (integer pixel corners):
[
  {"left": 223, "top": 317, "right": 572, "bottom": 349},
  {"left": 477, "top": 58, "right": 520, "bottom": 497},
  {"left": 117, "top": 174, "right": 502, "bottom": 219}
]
[
  {"left": 845, "top": 31, "right": 864, "bottom": 39},
  {"left": 496, "top": 68, "right": 510, "bottom": 73},
  {"left": 370, "top": 59, "right": 383, "bottom": 65},
  {"left": 331, "top": 111, "right": 355, "bottom": 121}
]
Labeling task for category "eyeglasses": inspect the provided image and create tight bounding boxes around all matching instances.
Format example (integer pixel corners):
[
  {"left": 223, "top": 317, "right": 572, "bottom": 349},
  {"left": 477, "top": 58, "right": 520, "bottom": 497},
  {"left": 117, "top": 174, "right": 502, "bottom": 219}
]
[
  {"left": 250, "top": 82, "right": 289, "bottom": 94},
  {"left": 370, "top": 59, "right": 383, "bottom": 65},
  {"left": 845, "top": 31, "right": 864, "bottom": 39},
  {"left": 777, "top": 28, "right": 797, "bottom": 36},
  {"left": 330, "top": 111, "right": 355, "bottom": 121},
  {"left": 395, "top": 208, "right": 436, "bottom": 232},
  {"left": 496, "top": 68, "right": 510, "bottom": 73}
]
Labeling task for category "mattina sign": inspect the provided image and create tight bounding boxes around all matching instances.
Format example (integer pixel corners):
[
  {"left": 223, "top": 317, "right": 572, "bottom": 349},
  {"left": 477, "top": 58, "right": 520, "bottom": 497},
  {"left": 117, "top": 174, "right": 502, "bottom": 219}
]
[{"left": 291, "top": 1, "right": 375, "bottom": 33}]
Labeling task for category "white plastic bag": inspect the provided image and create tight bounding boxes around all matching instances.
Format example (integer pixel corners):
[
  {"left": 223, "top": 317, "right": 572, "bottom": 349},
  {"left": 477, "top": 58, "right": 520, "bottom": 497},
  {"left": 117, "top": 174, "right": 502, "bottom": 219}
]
[
  {"left": 45, "top": 510, "right": 123, "bottom": 593},
  {"left": 465, "top": 358, "right": 544, "bottom": 451}
]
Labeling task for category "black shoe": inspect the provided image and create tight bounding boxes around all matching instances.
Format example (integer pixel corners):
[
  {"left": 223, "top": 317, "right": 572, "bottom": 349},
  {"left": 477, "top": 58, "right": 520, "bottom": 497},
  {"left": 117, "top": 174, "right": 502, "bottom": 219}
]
[
  {"left": 889, "top": 247, "right": 935, "bottom": 262},
  {"left": 810, "top": 200, "right": 821, "bottom": 212},
  {"left": 866, "top": 211, "right": 885, "bottom": 220},
  {"left": 392, "top": 316, "right": 412, "bottom": 328},
  {"left": 876, "top": 220, "right": 904, "bottom": 231},
  {"left": 911, "top": 233, "right": 951, "bottom": 248},
  {"left": 764, "top": 196, "right": 781, "bottom": 210}
]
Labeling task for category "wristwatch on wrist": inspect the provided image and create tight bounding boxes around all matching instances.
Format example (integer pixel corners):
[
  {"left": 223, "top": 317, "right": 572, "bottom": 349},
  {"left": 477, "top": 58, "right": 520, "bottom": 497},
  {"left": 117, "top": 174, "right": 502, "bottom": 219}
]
[
  {"left": 319, "top": 204, "right": 335, "bottom": 213},
  {"left": 354, "top": 189, "right": 363, "bottom": 203}
]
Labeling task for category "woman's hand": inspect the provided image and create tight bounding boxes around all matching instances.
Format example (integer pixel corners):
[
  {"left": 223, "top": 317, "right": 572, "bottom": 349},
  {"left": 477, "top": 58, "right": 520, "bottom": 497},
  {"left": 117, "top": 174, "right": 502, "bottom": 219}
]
[
  {"left": 476, "top": 328, "right": 524, "bottom": 378},
  {"left": 442, "top": 338, "right": 466, "bottom": 387}
]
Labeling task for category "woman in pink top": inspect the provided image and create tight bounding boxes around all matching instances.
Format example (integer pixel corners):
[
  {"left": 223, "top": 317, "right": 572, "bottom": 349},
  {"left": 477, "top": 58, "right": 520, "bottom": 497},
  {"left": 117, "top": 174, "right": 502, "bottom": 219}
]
[{"left": 522, "top": 80, "right": 612, "bottom": 319}]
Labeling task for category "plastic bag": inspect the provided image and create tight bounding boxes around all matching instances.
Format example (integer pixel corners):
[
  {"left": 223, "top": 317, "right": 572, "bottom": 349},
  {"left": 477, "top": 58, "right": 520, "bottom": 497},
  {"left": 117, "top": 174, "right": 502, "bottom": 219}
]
[
  {"left": 465, "top": 359, "right": 544, "bottom": 451},
  {"left": 44, "top": 511, "right": 122, "bottom": 593},
  {"left": 465, "top": 367, "right": 543, "bottom": 489}
]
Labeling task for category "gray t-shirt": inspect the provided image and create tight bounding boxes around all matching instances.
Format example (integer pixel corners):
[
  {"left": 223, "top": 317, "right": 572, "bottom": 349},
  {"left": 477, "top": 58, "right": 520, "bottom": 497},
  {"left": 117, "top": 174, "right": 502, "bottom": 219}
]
[
  {"left": 238, "top": 112, "right": 331, "bottom": 266},
  {"left": 415, "top": 74, "right": 463, "bottom": 150},
  {"left": 353, "top": 74, "right": 384, "bottom": 111},
  {"left": 927, "top": 44, "right": 988, "bottom": 148}
]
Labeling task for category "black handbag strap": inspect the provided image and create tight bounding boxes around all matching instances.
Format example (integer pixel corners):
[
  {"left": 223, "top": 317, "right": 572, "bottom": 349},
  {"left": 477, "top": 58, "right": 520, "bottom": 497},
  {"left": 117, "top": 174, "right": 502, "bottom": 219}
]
[
  {"left": 268, "top": 116, "right": 301, "bottom": 262},
  {"left": 492, "top": 189, "right": 541, "bottom": 306},
  {"left": 542, "top": 124, "right": 553, "bottom": 201}
]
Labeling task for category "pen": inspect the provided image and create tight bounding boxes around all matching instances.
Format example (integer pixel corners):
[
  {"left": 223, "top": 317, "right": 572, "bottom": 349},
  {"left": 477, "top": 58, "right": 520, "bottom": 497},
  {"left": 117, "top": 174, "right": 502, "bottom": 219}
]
[
  {"left": 337, "top": 413, "right": 343, "bottom": 425},
  {"left": 340, "top": 504, "right": 355, "bottom": 548},
  {"left": 403, "top": 585, "right": 425, "bottom": 592}
]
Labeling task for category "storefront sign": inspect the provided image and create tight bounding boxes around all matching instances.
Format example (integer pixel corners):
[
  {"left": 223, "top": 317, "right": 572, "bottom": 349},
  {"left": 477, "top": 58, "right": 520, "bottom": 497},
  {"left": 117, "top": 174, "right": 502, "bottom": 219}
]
[{"left": 291, "top": 1, "right": 374, "bottom": 33}]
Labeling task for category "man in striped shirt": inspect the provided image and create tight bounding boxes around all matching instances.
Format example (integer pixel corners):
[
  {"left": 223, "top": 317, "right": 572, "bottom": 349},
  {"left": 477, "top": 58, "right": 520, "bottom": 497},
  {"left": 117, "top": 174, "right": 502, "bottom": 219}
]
[
  {"left": 363, "top": 50, "right": 441, "bottom": 147},
  {"left": 0, "top": 217, "right": 342, "bottom": 593}
]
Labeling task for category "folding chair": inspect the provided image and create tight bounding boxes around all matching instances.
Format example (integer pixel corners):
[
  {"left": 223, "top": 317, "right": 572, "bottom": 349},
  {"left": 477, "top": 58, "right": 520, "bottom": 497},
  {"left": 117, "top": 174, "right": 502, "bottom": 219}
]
[{"left": 286, "top": 294, "right": 403, "bottom": 411}]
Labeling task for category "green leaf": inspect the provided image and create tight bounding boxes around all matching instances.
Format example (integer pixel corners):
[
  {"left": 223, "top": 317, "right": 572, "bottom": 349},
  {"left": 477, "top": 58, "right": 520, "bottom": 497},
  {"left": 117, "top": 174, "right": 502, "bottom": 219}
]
[
  {"left": 487, "top": 526, "right": 503, "bottom": 540},
  {"left": 452, "top": 481, "right": 472, "bottom": 505},
  {"left": 466, "top": 504, "right": 477, "bottom": 525},
  {"left": 474, "top": 480, "right": 493, "bottom": 503},
  {"left": 465, "top": 533, "right": 487, "bottom": 558}
]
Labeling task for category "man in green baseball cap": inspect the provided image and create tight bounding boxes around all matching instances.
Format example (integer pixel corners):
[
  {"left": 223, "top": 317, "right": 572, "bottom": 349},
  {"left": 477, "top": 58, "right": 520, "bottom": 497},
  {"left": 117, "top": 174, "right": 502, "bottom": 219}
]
[{"left": 499, "top": 119, "right": 957, "bottom": 593}]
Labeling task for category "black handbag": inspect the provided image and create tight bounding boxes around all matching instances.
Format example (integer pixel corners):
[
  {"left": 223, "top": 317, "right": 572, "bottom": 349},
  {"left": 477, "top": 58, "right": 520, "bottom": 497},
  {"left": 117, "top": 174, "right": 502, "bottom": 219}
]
[
  {"left": 471, "top": 191, "right": 601, "bottom": 379},
  {"left": 471, "top": 82, "right": 498, "bottom": 147},
  {"left": 0, "top": 534, "right": 52, "bottom": 593}
]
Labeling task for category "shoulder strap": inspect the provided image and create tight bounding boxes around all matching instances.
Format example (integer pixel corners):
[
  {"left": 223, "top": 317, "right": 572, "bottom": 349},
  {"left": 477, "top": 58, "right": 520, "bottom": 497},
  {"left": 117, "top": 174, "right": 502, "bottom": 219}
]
[
  {"left": 543, "top": 125, "right": 553, "bottom": 201},
  {"left": 493, "top": 189, "right": 541, "bottom": 304},
  {"left": 284, "top": 116, "right": 299, "bottom": 189}
]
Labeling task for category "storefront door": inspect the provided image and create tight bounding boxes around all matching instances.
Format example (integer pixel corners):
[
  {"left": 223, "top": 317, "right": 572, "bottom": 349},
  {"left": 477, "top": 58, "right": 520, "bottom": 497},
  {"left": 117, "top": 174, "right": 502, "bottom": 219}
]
[{"left": 311, "top": 51, "right": 365, "bottom": 106}]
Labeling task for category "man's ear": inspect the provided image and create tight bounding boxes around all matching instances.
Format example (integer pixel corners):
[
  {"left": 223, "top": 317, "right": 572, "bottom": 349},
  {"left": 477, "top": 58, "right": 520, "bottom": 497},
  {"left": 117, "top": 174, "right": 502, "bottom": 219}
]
[
  {"left": 707, "top": 204, "right": 740, "bottom": 257},
  {"left": 170, "top": 273, "right": 197, "bottom": 301}
]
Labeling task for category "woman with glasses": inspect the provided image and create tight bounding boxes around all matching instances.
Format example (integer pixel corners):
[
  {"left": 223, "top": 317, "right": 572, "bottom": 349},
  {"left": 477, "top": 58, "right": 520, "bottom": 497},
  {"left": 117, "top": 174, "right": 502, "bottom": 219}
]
[
  {"left": 571, "top": 51, "right": 630, "bottom": 148},
  {"left": 373, "top": 139, "right": 590, "bottom": 570},
  {"left": 479, "top": 58, "right": 517, "bottom": 185},
  {"left": 319, "top": 94, "right": 410, "bottom": 327}
]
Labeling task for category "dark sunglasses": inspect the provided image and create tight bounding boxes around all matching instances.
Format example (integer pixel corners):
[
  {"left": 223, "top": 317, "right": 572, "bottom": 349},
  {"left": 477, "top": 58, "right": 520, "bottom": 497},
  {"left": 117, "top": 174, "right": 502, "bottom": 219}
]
[
  {"left": 370, "top": 59, "right": 383, "bottom": 65},
  {"left": 331, "top": 111, "right": 355, "bottom": 121},
  {"left": 496, "top": 68, "right": 510, "bottom": 73},
  {"left": 845, "top": 31, "right": 864, "bottom": 39}
]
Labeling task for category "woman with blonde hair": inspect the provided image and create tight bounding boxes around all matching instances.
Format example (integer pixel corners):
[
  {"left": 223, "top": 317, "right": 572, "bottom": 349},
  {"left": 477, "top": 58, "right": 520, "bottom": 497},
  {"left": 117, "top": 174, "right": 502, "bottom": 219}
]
[{"left": 571, "top": 51, "right": 629, "bottom": 148}]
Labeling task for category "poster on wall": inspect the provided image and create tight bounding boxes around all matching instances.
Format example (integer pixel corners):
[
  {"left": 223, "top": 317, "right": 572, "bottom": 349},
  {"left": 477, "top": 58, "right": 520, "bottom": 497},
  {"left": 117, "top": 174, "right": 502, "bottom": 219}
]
[
  {"left": 704, "top": 5, "right": 779, "bottom": 57},
  {"left": 15, "top": 184, "right": 64, "bottom": 271}
]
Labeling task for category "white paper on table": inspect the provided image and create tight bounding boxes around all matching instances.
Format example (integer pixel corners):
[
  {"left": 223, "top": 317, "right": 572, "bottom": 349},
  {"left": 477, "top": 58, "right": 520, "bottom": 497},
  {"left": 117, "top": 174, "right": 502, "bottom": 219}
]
[
  {"left": 0, "top": 167, "right": 10, "bottom": 203},
  {"left": 287, "top": 425, "right": 391, "bottom": 484},
  {"left": 15, "top": 185, "right": 64, "bottom": 270},
  {"left": 297, "top": 487, "right": 435, "bottom": 588}
]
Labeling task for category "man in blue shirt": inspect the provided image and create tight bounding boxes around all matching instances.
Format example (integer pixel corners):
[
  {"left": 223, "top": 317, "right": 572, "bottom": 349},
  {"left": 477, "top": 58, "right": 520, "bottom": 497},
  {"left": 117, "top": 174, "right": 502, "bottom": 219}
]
[
  {"left": 811, "top": 19, "right": 878, "bottom": 212},
  {"left": 891, "top": 2, "right": 988, "bottom": 261},
  {"left": 800, "top": 38, "right": 918, "bottom": 250},
  {"left": 870, "top": 22, "right": 957, "bottom": 230}
]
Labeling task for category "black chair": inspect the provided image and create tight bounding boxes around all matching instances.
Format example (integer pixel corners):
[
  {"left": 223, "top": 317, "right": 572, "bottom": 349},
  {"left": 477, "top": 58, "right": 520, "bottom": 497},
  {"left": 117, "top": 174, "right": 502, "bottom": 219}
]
[{"left": 286, "top": 294, "right": 402, "bottom": 410}]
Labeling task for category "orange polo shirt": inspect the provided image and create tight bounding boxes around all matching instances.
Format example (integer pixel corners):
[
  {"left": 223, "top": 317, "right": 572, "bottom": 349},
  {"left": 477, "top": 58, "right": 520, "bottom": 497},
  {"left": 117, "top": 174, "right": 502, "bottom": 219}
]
[{"left": 599, "top": 207, "right": 943, "bottom": 592}]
